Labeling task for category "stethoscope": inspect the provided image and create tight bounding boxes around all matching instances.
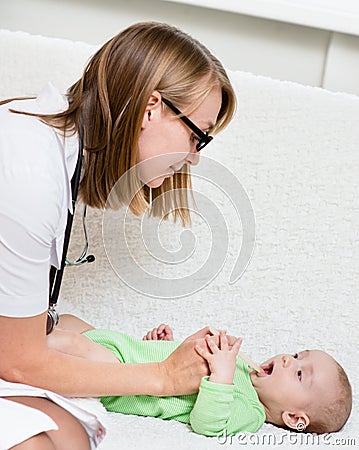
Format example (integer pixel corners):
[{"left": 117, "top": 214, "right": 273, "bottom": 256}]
[
  {"left": 65, "top": 205, "right": 95, "bottom": 266},
  {"left": 47, "top": 134, "right": 95, "bottom": 334}
]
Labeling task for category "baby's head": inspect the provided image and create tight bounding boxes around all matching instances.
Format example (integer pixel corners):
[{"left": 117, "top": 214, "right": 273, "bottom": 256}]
[{"left": 250, "top": 350, "right": 352, "bottom": 434}]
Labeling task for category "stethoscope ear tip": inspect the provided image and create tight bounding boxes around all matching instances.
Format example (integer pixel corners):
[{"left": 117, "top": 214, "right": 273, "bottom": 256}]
[{"left": 86, "top": 254, "right": 95, "bottom": 263}]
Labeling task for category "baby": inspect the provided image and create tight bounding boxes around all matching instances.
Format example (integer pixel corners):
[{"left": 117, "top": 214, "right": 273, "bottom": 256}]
[{"left": 52, "top": 316, "right": 352, "bottom": 437}]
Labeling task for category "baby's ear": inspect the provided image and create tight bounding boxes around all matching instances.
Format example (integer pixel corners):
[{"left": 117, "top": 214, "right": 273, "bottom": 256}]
[{"left": 282, "top": 411, "right": 310, "bottom": 432}]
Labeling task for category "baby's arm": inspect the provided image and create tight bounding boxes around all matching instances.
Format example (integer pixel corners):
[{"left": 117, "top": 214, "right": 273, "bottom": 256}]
[
  {"left": 47, "top": 315, "right": 119, "bottom": 363},
  {"left": 196, "top": 331, "right": 242, "bottom": 384},
  {"left": 47, "top": 328, "right": 120, "bottom": 363},
  {"left": 189, "top": 332, "right": 243, "bottom": 436}
]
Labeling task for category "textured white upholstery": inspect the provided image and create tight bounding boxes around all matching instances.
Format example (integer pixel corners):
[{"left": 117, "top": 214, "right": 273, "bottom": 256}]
[{"left": 1, "top": 29, "right": 358, "bottom": 450}]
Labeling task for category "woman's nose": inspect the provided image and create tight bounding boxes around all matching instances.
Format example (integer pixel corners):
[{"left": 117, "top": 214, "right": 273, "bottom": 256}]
[{"left": 186, "top": 150, "right": 200, "bottom": 166}]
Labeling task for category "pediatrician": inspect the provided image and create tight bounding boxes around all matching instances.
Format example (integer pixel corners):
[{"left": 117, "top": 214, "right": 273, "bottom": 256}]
[{"left": 0, "top": 22, "right": 235, "bottom": 449}]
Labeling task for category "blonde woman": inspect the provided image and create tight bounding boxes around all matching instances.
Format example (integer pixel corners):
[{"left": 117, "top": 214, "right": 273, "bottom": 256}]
[{"left": 0, "top": 22, "right": 236, "bottom": 449}]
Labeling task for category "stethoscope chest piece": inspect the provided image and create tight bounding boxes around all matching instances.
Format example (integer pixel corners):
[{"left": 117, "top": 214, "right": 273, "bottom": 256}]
[{"left": 46, "top": 305, "right": 59, "bottom": 335}]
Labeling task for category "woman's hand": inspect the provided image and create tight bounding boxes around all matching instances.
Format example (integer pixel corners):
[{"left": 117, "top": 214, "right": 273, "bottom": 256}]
[
  {"left": 195, "top": 330, "right": 242, "bottom": 385},
  {"left": 157, "top": 326, "right": 241, "bottom": 395},
  {"left": 142, "top": 324, "right": 174, "bottom": 341},
  {"left": 159, "top": 336, "right": 211, "bottom": 395},
  {"left": 182, "top": 325, "right": 237, "bottom": 348},
  {"left": 157, "top": 326, "right": 218, "bottom": 395},
  {"left": 182, "top": 326, "right": 215, "bottom": 342}
]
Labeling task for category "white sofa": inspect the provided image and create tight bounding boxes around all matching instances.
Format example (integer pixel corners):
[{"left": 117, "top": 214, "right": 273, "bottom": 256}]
[{"left": 1, "top": 29, "right": 358, "bottom": 450}]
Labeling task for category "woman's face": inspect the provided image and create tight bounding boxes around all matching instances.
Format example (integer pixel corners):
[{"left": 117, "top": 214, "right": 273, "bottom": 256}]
[{"left": 137, "top": 86, "right": 222, "bottom": 188}]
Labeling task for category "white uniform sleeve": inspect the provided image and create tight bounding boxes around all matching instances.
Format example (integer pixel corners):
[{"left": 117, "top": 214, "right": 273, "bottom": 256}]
[{"left": 0, "top": 113, "right": 65, "bottom": 318}]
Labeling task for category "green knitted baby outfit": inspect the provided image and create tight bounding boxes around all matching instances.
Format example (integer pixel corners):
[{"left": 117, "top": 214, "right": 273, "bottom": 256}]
[{"left": 84, "top": 329, "right": 265, "bottom": 436}]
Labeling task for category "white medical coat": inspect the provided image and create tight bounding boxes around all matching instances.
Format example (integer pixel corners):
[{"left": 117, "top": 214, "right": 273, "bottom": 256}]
[{"left": 0, "top": 83, "right": 106, "bottom": 449}]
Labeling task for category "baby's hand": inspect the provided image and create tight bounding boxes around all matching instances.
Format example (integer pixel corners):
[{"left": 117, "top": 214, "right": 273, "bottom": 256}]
[
  {"left": 142, "top": 324, "right": 174, "bottom": 341},
  {"left": 195, "top": 330, "right": 242, "bottom": 384}
]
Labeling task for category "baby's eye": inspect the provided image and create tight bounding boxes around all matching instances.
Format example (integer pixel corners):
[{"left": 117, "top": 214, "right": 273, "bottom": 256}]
[
  {"left": 297, "top": 370, "right": 302, "bottom": 381},
  {"left": 293, "top": 353, "right": 298, "bottom": 359}
]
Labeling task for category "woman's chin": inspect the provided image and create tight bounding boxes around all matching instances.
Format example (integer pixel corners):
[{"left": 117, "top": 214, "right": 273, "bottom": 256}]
[
  {"left": 146, "top": 177, "right": 166, "bottom": 188},
  {"left": 146, "top": 172, "right": 174, "bottom": 188}
]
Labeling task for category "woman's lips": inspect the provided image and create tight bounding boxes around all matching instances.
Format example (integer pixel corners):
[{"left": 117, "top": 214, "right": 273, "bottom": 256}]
[{"left": 163, "top": 167, "right": 175, "bottom": 178}]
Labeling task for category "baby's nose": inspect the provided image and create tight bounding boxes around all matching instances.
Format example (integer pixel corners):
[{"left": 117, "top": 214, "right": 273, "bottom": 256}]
[{"left": 282, "top": 355, "right": 291, "bottom": 368}]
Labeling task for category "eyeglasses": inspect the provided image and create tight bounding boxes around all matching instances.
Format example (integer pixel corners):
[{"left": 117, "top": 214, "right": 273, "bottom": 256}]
[{"left": 162, "top": 97, "right": 213, "bottom": 151}]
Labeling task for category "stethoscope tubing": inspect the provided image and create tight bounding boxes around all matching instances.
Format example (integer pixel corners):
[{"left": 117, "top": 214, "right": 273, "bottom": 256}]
[
  {"left": 65, "top": 205, "right": 93, "bottom": 266},
  {"left": 48, "top": 140, "right": 83, "bottom": 308}
]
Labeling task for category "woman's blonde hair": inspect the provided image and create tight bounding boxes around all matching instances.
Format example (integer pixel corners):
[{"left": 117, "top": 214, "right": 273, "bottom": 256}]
[{"left": 5, "top": 22, "right": 236, "bottom": 225}]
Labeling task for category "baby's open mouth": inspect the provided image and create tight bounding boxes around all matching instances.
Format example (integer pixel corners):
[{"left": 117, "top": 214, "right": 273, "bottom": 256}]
[{"left": 259, "top": 362, "right": 274, "bottom": 376}]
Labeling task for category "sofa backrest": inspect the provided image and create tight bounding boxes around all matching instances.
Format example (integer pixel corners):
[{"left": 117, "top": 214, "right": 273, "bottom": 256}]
[{"left": 1, "top": 29, "right": 358, "bottom": 357}]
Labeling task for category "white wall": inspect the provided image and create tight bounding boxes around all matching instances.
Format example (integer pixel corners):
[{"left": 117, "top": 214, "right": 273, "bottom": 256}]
[{"left": 1, "top": 0, "right": 358, "bottom": 95}]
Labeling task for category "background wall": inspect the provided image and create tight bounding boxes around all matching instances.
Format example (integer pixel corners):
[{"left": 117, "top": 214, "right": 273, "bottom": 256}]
[{"left": 1, "top": 0, "right": 358, "bottom": 95}]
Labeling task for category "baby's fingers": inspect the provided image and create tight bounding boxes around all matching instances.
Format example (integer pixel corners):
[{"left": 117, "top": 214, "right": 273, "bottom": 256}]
[
  {"left": 156, "top": 323, "right": 168, "bottom": 339},
  {"left": 219, "top": 330, "right": 228, "bottom": 351},
  {"left": 142, "top": 330, "right": 152, "bottom": 340},
  {"left": 231, "top": 337, "right": 243, "bottom": 355},
  {"left": 142, "top": 328, "right": 160, "bottom": 340},
  {"left": 163, "top": 324, "right": 174, "bottom": 340}
]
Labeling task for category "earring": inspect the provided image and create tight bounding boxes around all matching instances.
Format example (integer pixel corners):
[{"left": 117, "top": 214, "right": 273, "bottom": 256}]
[{"left": 148, "top": 111, "right": 151, "bottom": 120}]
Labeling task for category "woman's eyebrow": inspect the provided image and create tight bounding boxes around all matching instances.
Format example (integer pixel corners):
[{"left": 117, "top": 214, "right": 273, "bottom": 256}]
[
  {"left": 206, "top": 123, "right": 216, "bottom": 133},
  {"left": 201, "top": 122, "right": 214, "bottom": 132}
]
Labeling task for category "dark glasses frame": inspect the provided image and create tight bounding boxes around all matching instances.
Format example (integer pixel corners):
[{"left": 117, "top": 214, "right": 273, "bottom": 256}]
[{"left": 162, "top": 97, "right": 213, "bottom": 152}]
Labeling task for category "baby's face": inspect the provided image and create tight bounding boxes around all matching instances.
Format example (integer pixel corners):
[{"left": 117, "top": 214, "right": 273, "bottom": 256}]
[{"left": 250, "top": 350, "right": 338, "bottom": 424}]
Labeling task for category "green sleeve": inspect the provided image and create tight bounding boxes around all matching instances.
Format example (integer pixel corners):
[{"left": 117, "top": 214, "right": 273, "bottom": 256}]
[
  {"left": 190, "top": 377, "right": 265, "bottom": 436},
  {"left": 189, "top": 376, "right": 236, "bottom": 436}
]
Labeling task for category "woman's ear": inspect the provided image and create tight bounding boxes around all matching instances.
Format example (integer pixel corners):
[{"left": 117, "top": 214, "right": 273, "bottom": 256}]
[
  {"left": 282, "top": 411, "right": 310, "bottom": 432},
  {"left": 141, "top": 91, "right": 162, "bottom": 129}
]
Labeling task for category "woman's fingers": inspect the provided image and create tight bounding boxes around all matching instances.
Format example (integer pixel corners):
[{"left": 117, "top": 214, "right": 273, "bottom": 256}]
[
  {"left": 194, "top": 340, "right": 211, "bottom": 360},
  {"left": 206, "top": 330, "right": 228, "bottom": 352},
  {"left": 183, "top": 326, "right": 213, "bottom": 342},
  {"left": 205, "top": 335, "right": 220, "bottom": 354}
]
